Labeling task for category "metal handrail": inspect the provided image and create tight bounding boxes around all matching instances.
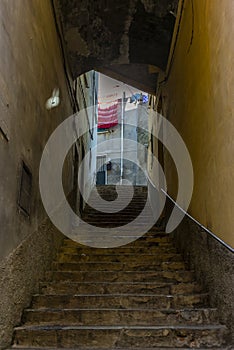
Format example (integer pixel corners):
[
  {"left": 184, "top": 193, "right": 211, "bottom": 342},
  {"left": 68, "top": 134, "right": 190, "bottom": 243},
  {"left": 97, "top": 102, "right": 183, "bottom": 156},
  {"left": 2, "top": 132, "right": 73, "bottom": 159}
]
[{"left": 146, "top": 174, "right": 234, "bottom": 254}]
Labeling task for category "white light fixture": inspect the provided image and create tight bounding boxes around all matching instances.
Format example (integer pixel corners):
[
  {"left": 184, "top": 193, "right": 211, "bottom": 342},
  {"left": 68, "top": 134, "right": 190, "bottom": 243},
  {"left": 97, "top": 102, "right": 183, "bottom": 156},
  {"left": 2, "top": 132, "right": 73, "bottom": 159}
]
[{"left": 45, "top": 88, "right": 60, "bottom": 110}]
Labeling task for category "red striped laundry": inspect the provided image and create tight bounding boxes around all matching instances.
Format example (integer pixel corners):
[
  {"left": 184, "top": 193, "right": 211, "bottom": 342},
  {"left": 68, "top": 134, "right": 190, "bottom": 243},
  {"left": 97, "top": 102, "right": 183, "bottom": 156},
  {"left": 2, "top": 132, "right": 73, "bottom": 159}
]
[{"left": 98, "top": 103, "right": 119, "bottom": 129}]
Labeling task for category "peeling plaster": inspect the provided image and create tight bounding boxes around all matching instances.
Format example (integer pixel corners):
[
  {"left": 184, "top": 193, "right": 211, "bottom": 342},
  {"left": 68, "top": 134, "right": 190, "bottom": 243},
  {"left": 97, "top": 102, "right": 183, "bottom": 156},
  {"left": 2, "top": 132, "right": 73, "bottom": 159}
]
[
  {"left": 65, "top": 27, "right": 90, "bottom": 57},
  {"left": 57, "top": 0, "right": 178, "bottom": 77}
]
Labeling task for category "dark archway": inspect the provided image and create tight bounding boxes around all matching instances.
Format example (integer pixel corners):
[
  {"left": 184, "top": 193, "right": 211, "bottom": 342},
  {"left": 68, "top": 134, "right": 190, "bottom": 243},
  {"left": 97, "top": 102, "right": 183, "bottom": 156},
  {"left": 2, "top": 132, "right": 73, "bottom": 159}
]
[{"left": 54, "top": 0, "right": 178, "bottom": 81}]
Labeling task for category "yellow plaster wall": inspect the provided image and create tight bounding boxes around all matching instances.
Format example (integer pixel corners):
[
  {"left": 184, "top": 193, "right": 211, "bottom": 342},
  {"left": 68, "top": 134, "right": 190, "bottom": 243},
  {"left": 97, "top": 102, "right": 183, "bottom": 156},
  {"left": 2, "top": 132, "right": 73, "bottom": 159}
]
[{"left": 164, "top": 0, "right": 234, "bottom": 247}]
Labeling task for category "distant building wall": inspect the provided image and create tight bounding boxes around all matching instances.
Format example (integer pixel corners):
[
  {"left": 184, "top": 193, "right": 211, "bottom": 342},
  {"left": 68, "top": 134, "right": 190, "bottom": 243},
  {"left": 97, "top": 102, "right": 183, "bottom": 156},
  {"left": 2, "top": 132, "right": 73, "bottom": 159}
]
[
  {"left": 74, "top": 71, "right": 98, "bottom": 208},
  {"left": 97, "top": 105, "right": 147, "bottom": 185},
  {"left": 136, "top": 104, "right": 149, "bottom": 185}
]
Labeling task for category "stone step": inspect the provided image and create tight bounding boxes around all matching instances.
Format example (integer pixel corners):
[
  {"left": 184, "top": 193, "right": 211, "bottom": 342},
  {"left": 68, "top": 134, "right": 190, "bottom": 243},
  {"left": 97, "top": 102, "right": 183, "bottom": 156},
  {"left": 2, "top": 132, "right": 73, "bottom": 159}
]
[
  {"left": 52, "top": 261, "right": 186, "bottom": 272},
  {"left": 85, "top": 205, "right": 148, "bottom": 211},
  {"left": 83, "top": 216, "right": 152, "bottom": 222},
  {"left": 60, "top": 242, "right": 175, "bottom": 253},
  {"left": 88, "top": 191, "right": 147, "bottom": 196},
  {"left": 86, "top": 197, "right": 147, "bottom": 203},
  {"left": 63, "top": 234, "right": 171, "bottom": 245},
  {"left": 82, "top": 211, "right": 151, "bottom": 216},
  {"left": 82, "top": 219, "right": 152, "bottom": 225},
  {"left": 62, "top": 241, "right": 173, "bottom": 249},
  {"left": 95, "top": 185, "right": 147, "bottom": 192},
  {"left": 88, "top": 190, "right": 147, "bottom": 195},
  {"left": 13, "top": 325, "right": 227, "bottom": 348},
  {"left": 80, "top": 221, "right": 154, "bottom": 227},
  {"left": 83, "top": 207, "right": 149, "bottom": 214},
  {"left": 92, "top": 194, "right": 147, "bottom": 198},
  {"left": 83, "top": 211, "right": 150, "bottom": 216},
  {"left": 59, "top": 235, "right": 169, "bottom": 247},
  {"left": 23, "top": 307, "right": 218, "bottom": 326},
  {"left": 83, "top": 206, "right": 148, "bottom": 213},
  {"left": 83, "top": 206, "right": 149, "bottom": 213},
  {"left": 71, "top": 226, "right": 164, "bottom": 234},
  {"left": 57, "top": 253, "right": 183, "bottom": 264},
  {"left": 59, "top": 246, "right": 178, "bottom": 255},
  {"left": 45, "top": 270, "right": 195, "bottom": 283},
  {"left": 63, "top": 235, "right": 172, "bottom": 245},
  {"left": 31, "top": 293, "right": 208, "bottom": 309},
  {"left": 39, "top": 281, "right": 203, "bottom": 296},
  {"left": 9, "top": 348, "right": 232, "bottom": 350},
  {"left": 84, "top": 200, "right": 147, "bottom": 205},
  {"left": 83, "top": 210, "right": 150, "bottom": 216},
  {"left": 65, "top": 239, "right": 173, "bottom": 246},
  {"left": 89, "top": 189, "right": 147, "bottom": 193},
  {"left": 9, "top": 181, "right": 229, "bottom": 349}
]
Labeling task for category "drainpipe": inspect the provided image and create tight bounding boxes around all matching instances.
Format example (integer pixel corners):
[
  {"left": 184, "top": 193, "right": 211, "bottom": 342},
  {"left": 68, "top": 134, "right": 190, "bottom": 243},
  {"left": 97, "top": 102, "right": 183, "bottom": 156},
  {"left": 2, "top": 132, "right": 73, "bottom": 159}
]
[{"left": 120, "top": 91, "right": 125, "bottom": 184}]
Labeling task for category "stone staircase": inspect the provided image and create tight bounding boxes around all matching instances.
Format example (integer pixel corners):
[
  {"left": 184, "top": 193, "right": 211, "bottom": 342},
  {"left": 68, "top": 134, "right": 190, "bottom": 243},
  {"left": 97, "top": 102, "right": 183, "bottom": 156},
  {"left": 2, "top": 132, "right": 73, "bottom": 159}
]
[{"left": 10, "top": 186, "right": 229, "bottom": 349}]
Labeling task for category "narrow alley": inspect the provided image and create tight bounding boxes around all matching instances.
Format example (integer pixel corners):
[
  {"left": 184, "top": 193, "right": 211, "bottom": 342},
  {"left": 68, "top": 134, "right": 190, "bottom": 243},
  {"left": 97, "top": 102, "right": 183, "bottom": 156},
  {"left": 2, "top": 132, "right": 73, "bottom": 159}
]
[{"left": 0, "top": 0, "right": 233, "bottom": 349}]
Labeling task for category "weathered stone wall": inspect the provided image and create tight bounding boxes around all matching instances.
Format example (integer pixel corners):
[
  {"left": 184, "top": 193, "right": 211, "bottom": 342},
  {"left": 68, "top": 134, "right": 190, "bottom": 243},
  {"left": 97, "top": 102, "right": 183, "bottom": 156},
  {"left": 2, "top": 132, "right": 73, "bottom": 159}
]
[
  {"left": 172, "top": 216, "right": 234, "bottom": 343},
  {"left": 0, "top": 0, "right": 73, "bottom": 347},
  {"left": 0, "top": 221, "right": 65, "bottom": 348}
]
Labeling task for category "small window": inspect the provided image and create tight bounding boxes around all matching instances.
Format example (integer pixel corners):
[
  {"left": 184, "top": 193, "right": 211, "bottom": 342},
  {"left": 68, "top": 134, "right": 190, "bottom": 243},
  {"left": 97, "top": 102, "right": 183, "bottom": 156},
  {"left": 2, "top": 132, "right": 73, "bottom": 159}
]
[{"left": 18, "top": 161, "right": 32, "bottom": 216}]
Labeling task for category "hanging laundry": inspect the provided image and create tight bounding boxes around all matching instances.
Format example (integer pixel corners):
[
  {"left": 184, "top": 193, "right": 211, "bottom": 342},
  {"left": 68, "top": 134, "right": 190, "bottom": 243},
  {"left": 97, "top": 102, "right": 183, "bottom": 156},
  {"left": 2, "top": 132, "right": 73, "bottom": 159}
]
[{"left": 98, "top": 102, "right": 119, "bottom": 129}]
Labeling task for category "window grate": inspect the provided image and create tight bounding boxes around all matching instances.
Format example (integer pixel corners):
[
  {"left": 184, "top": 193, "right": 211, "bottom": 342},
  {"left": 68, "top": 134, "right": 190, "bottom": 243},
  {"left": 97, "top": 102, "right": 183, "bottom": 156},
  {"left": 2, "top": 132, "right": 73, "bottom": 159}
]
[{"left": 18, "top": 161, "right": 32, "bottom": 217}]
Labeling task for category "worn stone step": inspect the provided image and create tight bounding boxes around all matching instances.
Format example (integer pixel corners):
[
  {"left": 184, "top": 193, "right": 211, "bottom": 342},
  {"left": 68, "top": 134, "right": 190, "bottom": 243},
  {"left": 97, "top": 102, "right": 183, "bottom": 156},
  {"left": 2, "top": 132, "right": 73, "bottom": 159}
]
[
  {"left": 9, "top": 184, "right": 229, "bottom": 349},
  {"left": 85, "top": 206, "right": 148, "bottom": 213},
  {"left": 83, "top": 211, "right": 150, "bottom": 216},
  {"left": 85, "top": 205, "right": 148, "bottom": 209},
  {"left": 57, "top": 253, "right": 183, "bottom": 264},
  {"left": 59, "top": 246, "right": 178, "bottom": 255},
  {"left": 84, "top": 201, "right": 148, "bottom": 208},
  {"left": 90, "top": 191, "right": 147, "bottom": 195},
  {"left": 84, "top": 200, "right": 147, "bottom": 205},
  {"left": 59, "top": 237, "right": 172, "bottom": 248},
  {"left": 9, "top": 348, "right": 232, "bottom": 350},
  {"left": 89, "top": 189, "right": 146, "bottom": 194},
  {"left": 69, "top": 226, "right": 164, "bottom": 236},
  {"left": 148, "top": 226, "right": 167, "bottom": 232},
  {"left": 52, "top": 261, "right": 186, "bottom": 272},
  {"left": 63, "top": 235, "right": 172, "bottom": 245},
  {"left": 63, "top": 238, "right": 174, "bottom": 248},
  {"left": 23, "top": 307, "right": 218, "bottom": 326},
  {"left": 83, "top": 203, "right": 149, "bottom": 209},
  {"left": 83, "top": 210, "right": 150, "bottom": 215},
  {"left": 13, "top": 325, "right": 227, "bottom": 348},
  {"left": 45, "top": 270, "right": 195, "bottom": 283},
  {"left": 82, "top": 213, "right": 151, "bottom": 219},
  {"left": 79, "top": 222, "right": 154, "bottom": 228},
  {"left": 62, "top": 241, "right": 173, "bottom": 249},
  {"left": 81, "top": 218, "right": 152, "bottom": 223},
  {"left": 95, "top": 185, "right": 147, "bottom": 190},
  {"left": 94, "top": 188, "right": 147, "bottom": 195},
  {"left": 31, "top": 293, "right": 208, "bottom": 309},
  {"left": 83, "top": 207, "right": 148, "bottom": 215},
  {"left": 88, "top": 192, "right": 147, "bottom": 197},
  {"left": 39, "top": 281, "right": 203, "bottom": 296},
  {"left": 87, "top": 194, "right": 147, "bottom": 198}
]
